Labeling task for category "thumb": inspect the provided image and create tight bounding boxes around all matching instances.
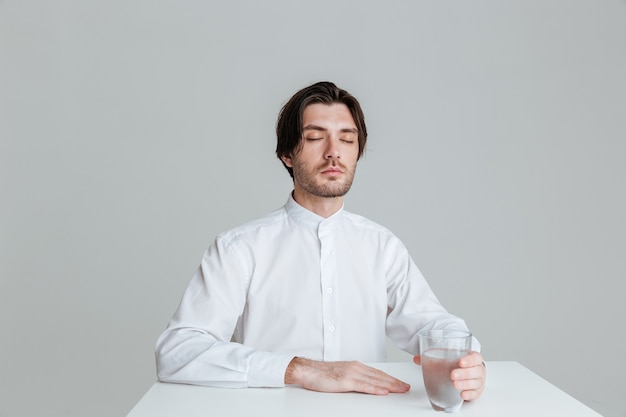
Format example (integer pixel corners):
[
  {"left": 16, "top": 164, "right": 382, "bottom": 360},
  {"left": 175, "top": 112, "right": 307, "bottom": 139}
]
[{"left": 413, "top": 355, "right": 422, "bottom": 366}]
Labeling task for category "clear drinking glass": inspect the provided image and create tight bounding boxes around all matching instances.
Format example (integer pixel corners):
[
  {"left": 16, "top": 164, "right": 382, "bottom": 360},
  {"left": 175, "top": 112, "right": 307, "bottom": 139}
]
[{"left": 419, "top": 329, "right": 472, "bottom": 413}]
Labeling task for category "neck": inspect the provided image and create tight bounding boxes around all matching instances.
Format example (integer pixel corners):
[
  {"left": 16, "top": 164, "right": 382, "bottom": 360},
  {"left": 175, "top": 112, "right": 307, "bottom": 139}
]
[{"left": 292, "top": 189, "right": 344, "bottom": 218}]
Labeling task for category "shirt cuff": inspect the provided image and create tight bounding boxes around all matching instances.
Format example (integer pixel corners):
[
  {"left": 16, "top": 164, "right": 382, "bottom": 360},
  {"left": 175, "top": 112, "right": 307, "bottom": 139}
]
[
  {"left": 471, "top": 336, "right": 482, "bottom": 352},
  {"left": 247, "top": 351, "right": 295, "bottom": 387}
]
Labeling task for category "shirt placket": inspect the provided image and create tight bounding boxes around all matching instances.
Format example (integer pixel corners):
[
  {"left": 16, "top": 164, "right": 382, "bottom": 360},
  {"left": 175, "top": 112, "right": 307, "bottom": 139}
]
[{"left": 318, "top": 221, "right": 340, "bottom": 361}]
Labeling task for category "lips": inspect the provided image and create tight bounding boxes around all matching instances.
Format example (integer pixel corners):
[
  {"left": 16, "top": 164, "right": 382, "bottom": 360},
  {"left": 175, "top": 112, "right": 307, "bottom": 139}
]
[{"left": 320, "top": 164, "right": 344, "bottom": 174}]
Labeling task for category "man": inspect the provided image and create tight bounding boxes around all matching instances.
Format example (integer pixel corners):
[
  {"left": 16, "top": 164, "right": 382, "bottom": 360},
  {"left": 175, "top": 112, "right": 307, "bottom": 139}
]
[{"left": 155, "top": 81, "right": 486, "bottom": 400}]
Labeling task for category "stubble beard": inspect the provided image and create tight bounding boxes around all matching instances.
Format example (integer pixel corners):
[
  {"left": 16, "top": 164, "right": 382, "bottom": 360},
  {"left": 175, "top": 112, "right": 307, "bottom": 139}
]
[{"left": 292, "top": 162, "right": 356, "bottom": 198}]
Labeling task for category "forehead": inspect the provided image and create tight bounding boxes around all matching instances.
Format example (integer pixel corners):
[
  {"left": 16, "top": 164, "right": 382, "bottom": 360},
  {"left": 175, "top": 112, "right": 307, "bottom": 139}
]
[{"left": 302, "top": 103, "right": 356, "bottom": 128}]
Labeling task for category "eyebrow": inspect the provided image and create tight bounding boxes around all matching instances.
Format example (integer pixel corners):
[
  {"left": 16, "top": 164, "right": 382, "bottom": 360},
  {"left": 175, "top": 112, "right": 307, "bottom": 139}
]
[{"left": 302, "top": 124, "right": 358, "bottom": 134}]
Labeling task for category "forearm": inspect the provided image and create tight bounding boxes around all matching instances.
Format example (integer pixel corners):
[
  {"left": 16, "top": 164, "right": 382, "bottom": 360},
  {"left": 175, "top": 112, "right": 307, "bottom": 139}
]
[
  {"left": 386, "top": 250, "right": 481, "bottom": 355},
  {"left": 155, "top": 328, "right": 294, "bottom": 388}
]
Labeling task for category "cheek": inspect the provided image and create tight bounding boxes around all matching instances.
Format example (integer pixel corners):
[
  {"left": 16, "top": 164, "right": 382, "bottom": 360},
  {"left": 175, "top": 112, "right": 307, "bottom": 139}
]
[
  {"left": 296, "top": 150, "right": 322, "bottom": 166},
  {"left": 346, "top": 149, "right": 360, "bottom": 165}
]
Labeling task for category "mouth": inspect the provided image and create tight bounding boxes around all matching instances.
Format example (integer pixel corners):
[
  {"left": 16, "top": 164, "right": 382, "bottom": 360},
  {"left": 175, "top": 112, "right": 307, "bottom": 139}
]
[{"left": 321, "top": 166, "right": 343, "bottom": 175}]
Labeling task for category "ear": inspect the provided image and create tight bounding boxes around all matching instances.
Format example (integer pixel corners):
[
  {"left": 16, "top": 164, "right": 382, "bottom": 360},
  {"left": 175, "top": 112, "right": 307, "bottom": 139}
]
[{"left": 280, "top": 154, "right": 293, "bottom": 168}]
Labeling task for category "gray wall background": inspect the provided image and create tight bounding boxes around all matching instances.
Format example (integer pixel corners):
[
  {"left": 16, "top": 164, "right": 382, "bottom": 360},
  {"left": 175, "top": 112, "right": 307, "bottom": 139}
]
[{"left": 1, "top": 1, "right": 625, "bottom": 416}]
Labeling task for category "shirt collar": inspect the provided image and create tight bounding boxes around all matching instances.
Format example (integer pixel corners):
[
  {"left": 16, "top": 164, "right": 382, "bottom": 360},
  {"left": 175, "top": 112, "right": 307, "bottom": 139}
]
[{"left": 285, "top": 192, "right": 344, "bottom": 230}]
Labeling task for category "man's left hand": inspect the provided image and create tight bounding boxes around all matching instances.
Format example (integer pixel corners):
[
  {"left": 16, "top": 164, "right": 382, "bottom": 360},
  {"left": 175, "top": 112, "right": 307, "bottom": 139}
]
[{"left": 413, "top": 351, "right": 486, "bottom": 401}]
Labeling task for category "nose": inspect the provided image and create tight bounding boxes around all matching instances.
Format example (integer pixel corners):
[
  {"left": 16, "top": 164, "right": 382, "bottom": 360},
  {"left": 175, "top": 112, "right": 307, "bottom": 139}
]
[{"left": 325, "top": 138, "right": 341, "bottom": 160}]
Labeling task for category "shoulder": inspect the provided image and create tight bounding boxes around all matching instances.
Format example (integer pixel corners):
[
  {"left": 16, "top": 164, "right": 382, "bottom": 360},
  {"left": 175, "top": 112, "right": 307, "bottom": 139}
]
[
  {"left": 216, "top": 206, "right": 287, "bottom": 246},
  {"left": 342, "top": 210, "right": 405, "bottom": 247},
  {"left": 343, "top": 210, "right": 390, "bottom": 232}
]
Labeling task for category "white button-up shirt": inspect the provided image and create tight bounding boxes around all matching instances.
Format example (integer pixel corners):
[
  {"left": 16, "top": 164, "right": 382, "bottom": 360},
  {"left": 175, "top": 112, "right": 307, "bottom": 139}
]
[{"left": 156, "top": 194, "right": 477, "bottom": 388}]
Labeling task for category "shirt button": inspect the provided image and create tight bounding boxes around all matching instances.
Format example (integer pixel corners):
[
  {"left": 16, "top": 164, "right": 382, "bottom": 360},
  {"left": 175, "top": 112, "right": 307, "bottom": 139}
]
[
  {"left": 326, "top": 287, "right": 333, "bottom": 294},
  {"left": 329, "top": 325, "right": 335, "bottom": 331}
]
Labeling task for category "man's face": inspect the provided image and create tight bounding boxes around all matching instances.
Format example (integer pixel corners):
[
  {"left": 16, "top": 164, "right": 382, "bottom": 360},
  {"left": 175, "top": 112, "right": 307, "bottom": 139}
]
[{"left": 281, "top": 103, "right": 360, "bottom": 199}]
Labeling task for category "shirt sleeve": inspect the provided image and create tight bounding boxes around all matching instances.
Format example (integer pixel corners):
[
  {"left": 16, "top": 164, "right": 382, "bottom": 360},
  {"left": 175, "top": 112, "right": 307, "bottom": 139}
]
[
  {"left": 155, "top": 237, "right": 295, "bottom": 388},
  {"left": 384, "top": 239, "right": 481, "bottom": 355}
]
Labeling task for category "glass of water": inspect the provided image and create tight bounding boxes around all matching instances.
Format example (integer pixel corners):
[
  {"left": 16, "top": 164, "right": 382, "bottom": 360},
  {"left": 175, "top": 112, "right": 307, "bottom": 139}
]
[{"left": 418, "top": 329, "right": 472, "bottom": 413}]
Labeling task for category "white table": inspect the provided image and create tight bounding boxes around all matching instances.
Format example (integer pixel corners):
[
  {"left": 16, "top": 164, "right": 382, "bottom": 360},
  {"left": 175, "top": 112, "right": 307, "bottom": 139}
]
[{"left": 126, "top": 362, "right": 602, "bottom": 417}]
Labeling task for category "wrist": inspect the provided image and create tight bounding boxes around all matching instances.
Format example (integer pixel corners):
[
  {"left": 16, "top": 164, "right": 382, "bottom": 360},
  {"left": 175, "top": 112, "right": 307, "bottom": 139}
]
[{"left": 285, "top": 357, "right": 304, "bottom": 384}]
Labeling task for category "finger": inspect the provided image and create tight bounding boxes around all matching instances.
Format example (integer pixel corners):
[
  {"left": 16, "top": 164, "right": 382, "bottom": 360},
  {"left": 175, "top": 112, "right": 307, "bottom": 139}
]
[
  {"left": 451, "top": 364, "right": 484, "bottom": 381},
  {"left": 306, "top": 361, "right": 410, "bottom": 395},
  {"left": 461, "top": 387, "right": 483, "bottom": 401},
  {"left": 451, "top": 359, "right": 486, "bottom": 402},
  {"left": 453, "top": 376, "right": 484, "bottom": 392},
  {"left": 354, "top": 364, "right": 411, "bottom": 394},
  {"left": 413, "top": 355, "right": 421, "bottom": 365},
  {"left": 352, "top": 379, "right": 399, "bottom": 395},
  {"left": 458, "top": 351, "right": 483, "bottom": 368},
  {"left": 364, "top": 368, "right": 411, "bottom": 393},
  {"left": 350, "top": 379, "right": 392, "bottom": 395}
]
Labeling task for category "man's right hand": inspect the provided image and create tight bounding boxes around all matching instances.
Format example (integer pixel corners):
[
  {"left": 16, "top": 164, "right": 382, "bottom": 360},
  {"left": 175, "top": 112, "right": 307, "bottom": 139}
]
[{"left": 284, "top": 357, "right": 410, "bottom": 395}]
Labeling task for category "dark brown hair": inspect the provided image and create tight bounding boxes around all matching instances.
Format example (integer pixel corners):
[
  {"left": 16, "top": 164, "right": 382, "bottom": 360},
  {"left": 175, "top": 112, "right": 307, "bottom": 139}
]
[{"left": 276, "top": 81, "right": 367, "bottom": 178}]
